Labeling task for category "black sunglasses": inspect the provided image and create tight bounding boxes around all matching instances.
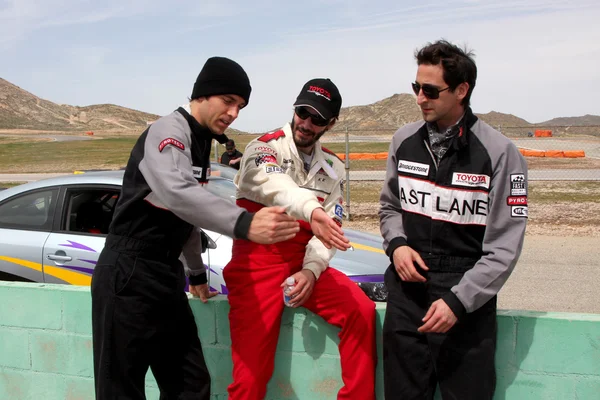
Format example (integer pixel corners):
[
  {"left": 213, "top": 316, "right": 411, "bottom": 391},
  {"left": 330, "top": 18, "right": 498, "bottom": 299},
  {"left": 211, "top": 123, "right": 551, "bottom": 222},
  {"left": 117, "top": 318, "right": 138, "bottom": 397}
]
[
  {"left": 412, "top": 82, "right": 450, "bottom": 99},
  {"left": 295, "top": 106, "right": 329, "bottom": 127}
]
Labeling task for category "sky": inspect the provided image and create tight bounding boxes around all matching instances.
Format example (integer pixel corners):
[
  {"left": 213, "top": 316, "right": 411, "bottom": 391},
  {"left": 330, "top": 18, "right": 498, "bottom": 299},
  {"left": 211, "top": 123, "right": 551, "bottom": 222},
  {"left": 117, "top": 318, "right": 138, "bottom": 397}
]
[{"left": 1, "top": 0, "right": 599, "bottom": 132}]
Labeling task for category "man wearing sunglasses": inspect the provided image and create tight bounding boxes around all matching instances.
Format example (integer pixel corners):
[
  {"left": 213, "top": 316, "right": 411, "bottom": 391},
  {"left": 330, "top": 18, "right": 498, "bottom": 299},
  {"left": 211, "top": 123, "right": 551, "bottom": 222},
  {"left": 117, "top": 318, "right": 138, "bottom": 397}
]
[
  {"left": 223, "top": 78, "right": 377, "bottom": 399},
  {"left": 379, "top": 40, "right": 527, "bottom": 399}
]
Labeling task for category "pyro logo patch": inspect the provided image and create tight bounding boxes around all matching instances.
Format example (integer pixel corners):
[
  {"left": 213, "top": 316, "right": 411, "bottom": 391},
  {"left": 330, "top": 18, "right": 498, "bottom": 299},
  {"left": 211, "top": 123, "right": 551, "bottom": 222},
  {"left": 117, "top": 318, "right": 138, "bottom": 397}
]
[
  {"left": 398, "top": 160, "right": 430, "bottom": 176},
  {"left": 507, "top": 196, "right": 527, "bottom": 206},
  {"left": 255, "top": 153, "right": 277, "bottom": 167},
  {"left": 452, "top": 173, "right": 490, "bottom": 189},
  {"left": 510, "top": 174, "right": 527, "bottom": 195},
  {"left": 158, "top": 138, "right": 185, "bottom": 152}
]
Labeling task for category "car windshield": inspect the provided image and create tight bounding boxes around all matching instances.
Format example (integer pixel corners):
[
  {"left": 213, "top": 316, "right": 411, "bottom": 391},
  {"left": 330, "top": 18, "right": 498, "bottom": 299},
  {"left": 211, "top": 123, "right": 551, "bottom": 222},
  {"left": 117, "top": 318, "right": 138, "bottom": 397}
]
[{"left": 205, "top": 178, "right": 236, "bottom": 203}]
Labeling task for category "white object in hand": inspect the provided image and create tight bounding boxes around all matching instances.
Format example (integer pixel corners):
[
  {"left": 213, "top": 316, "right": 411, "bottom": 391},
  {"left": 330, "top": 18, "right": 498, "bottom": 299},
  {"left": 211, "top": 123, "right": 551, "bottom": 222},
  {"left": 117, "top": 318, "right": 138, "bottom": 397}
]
[{"left": 283, "top": 277, "right": 296, "bottom": 306}]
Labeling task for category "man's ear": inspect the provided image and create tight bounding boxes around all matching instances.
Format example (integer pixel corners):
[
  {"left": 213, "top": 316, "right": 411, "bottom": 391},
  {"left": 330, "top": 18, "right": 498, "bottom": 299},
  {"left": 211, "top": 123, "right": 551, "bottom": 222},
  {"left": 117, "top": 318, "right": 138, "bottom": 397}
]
[{"left": 456, "top": 82, "right": 469, "bottom": 102}]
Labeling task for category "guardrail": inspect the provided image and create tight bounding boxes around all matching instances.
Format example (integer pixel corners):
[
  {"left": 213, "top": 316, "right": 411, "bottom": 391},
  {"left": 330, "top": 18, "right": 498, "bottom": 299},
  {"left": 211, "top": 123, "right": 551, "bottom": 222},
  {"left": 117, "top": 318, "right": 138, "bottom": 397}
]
[{"left": 0, "top": 282, "right": 598, "bottom": 399}]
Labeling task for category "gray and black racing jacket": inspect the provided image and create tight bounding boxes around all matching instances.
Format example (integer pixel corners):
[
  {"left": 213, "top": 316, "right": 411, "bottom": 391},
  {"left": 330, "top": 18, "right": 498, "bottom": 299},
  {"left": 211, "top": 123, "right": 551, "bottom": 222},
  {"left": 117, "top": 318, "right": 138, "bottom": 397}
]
[
  {"left": 108, "top": 104, "right": 253, "bottom": 285},
  {"left": 379, "top": 108, "right": 528, "bottom": 316}
]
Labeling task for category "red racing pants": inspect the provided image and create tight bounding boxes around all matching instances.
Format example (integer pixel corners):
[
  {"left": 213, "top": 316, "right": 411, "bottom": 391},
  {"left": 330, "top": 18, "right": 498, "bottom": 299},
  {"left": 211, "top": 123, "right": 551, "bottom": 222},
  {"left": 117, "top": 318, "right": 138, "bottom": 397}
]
[{"left": 223, "top": 202, "right": 377, "bottom": 400}]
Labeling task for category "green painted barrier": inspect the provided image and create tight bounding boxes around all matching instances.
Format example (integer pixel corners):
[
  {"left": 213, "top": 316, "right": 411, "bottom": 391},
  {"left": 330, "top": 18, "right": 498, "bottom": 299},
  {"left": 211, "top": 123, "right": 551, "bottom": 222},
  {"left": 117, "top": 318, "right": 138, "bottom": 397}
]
[{"left": 0, "top": 282, "right": 598, "bottom": 399}]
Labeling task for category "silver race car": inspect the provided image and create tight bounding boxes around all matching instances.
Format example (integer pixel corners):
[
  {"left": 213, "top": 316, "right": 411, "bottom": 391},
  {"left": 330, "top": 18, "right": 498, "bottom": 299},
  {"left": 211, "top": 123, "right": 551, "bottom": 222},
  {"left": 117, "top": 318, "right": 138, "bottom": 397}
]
[{"left": 0, "top": 170, "right": 388, "bottom": 301}]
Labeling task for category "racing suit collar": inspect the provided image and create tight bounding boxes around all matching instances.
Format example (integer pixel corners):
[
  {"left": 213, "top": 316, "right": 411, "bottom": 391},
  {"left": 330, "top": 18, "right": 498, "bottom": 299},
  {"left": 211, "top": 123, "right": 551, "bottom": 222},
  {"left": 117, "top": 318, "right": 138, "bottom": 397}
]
[
  {"left": 176, "top": 105, "right": 229, "bottom": 144},
  {"left": 282, "top": 122, "right": 337, "bottom": 179},
  {"left": 452, "top": 107, "right": 478, "bottom": 151}
]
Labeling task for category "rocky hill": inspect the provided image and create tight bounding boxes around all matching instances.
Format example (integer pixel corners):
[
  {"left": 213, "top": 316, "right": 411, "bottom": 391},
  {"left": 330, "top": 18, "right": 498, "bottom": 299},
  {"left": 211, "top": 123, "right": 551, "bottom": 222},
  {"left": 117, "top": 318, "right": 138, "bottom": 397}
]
[
  {"left": 541, "top": 114, "right": 600, "bottom": 126},
  {"left": 475, "top": 111, "right": 530, "bottom": 128},
  {"left": 334, "top": 94, "right": 536, "bottom": 133},
  {"left": 1, "top": 77, "right": 597, "bottom": 135},
  {"left": 0, "top": 78, "right": 159, "bottom": 131},
  {"left": 335, "top": 93, "right": 423, "bottom": 131}
]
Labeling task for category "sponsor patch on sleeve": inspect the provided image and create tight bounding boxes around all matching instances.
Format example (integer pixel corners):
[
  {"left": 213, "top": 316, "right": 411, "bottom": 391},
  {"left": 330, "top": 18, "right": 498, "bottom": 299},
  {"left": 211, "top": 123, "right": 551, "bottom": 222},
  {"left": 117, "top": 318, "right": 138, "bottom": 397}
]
[
  {"left": 334, "top": 204, "right": 344, "bottom": 219},
  {"left": 507, "top": 196, "right": 527, "bottom": 206},
  {"left": 265, "top": 166, "right": 283, "bottom": 174},
  {"left": 252, "top": 145, "right": 278, "bottom": 156},
  {"left": 158, "top": 138, "right": 185, "bottom": 152},
  {"left": 255, "top": 153, "right": 278, "bottom": 167},
  {"left": 511, "top": 206, "right": 528, "bottom": 218},
  {"left": 192, "top": 167, "right": 203, "bottom": 179},
  {"left": 510, "top": 173, "right": 527, "bottom": 195}
]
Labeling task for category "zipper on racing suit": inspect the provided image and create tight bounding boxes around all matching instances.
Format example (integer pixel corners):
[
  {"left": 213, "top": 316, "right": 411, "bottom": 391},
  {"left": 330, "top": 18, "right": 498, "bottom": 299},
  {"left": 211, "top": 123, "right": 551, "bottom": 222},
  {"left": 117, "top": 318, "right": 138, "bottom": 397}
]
[{"left": 423, "top": 139, "right": 438, "bottom": 256}]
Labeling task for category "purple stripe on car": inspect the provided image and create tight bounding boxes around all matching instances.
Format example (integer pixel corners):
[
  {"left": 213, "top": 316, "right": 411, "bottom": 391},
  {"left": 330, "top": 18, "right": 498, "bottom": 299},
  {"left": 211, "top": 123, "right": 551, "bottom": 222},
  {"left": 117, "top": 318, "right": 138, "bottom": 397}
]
[
  {"left": 59, "top": 240, "right": 97, "bottom": 252},
  {"left": 348, "top": 275, "right": 384, "bottom": 283},
  {"left": 60, "top": 265, "right": 95, "bottom": 275},
  {"left": 78, "top": 259, "right": 98, "bottom": 265},
  {"left": 220, "top": 284, "right": 229, "bottom": 295}
]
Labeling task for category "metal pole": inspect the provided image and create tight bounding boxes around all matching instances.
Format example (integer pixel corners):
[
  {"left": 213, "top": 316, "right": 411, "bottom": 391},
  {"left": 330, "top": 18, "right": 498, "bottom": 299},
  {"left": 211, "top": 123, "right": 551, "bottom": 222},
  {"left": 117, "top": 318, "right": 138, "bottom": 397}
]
[{"left": 345, "top": 127, "right": 350, "bottom": 221}]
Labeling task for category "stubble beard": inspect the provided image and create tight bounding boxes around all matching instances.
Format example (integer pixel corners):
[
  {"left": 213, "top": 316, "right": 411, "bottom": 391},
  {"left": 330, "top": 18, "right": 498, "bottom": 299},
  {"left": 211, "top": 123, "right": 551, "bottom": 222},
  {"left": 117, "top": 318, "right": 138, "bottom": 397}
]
[{"left": 291, "top": 119, "right": 326, "bottom": 151}]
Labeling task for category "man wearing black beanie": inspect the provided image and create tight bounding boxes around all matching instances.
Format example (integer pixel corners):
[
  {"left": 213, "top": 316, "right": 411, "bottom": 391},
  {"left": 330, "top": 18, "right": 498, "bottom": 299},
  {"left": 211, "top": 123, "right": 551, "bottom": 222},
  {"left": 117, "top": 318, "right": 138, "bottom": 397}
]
[{"left": 91, "top": 56, "right": 300, "bottom": 400}]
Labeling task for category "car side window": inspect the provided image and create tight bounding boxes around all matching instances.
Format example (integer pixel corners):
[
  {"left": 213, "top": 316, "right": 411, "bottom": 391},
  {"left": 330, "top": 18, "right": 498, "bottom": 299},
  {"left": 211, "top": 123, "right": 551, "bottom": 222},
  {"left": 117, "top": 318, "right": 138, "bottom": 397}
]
[
  {"left": 64, "top": 188, "right": 120, "bottom": 235},
  {"left": 0, "top": 188, "right": 58, "bottom": 230}
]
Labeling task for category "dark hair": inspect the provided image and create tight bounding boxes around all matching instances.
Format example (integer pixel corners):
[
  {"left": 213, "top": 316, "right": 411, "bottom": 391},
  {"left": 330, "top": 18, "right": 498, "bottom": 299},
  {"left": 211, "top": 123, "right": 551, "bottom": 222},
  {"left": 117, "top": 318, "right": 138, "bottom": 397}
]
[
  {"left": 415, "top": 40, "right": 477, "bottom": 106},
  {"left": 226, "top": 139, "right": 235, "bottom": 148}
]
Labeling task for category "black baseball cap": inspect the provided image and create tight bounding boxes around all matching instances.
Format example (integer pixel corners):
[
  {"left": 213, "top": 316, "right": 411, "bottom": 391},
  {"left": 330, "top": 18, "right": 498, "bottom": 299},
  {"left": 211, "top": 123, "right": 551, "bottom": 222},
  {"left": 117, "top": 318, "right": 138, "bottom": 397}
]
[{"left": 293, "top": 78, "right": 342, "bottom": 120}]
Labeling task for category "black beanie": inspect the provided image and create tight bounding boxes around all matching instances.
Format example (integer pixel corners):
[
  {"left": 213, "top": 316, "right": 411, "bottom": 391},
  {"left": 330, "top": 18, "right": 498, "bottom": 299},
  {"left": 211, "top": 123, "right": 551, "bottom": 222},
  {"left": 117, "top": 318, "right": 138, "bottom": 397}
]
[{"left": 190, "top": 57, "right": 252, "bottom": 105}]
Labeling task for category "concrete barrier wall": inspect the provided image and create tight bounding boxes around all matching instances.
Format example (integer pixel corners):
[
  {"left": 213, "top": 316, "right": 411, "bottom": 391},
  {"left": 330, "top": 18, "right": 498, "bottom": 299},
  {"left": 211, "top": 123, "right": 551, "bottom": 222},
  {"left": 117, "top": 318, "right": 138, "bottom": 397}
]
[{"left": 0, "top": 282, "right": 598, "bottom": 399}]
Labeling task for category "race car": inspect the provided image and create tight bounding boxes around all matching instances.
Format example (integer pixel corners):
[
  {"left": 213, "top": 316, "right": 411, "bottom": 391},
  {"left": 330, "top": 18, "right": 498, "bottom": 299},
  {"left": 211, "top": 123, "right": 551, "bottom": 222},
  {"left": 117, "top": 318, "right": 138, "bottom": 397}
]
[{"left": 0, "top": 170, "right": 388, "bottom": 301}]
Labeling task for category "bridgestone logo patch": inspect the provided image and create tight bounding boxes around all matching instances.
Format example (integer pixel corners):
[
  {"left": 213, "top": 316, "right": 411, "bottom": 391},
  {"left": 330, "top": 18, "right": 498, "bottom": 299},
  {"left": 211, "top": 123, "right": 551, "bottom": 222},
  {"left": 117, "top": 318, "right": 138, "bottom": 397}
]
[
  {"left": 398, "top": 160, "right": 430, "bottom": 176},
  {"left": 452, "top": 172, "right": 490, "bottom": 189}
]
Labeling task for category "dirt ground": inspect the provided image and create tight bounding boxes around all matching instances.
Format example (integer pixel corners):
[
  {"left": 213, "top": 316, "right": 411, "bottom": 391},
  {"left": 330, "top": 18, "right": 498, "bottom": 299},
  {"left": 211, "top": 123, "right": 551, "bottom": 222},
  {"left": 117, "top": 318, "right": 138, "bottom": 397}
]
[
  {"left": 345, "top": 181, "right": 600, "bottom": 237},
  {"left": 346, "top": 203, "right": 600, "bottom": 237},
  {"left": 344, "top": 181, "right": 600, "bottom": 314}
]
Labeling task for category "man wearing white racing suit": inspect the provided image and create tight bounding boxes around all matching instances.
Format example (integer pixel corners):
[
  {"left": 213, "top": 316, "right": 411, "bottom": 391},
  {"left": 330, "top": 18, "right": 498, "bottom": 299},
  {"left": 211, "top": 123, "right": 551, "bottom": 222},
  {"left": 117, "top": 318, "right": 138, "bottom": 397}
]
[{"left": 224, "top": 78, "right": 377, "bottom": 400}]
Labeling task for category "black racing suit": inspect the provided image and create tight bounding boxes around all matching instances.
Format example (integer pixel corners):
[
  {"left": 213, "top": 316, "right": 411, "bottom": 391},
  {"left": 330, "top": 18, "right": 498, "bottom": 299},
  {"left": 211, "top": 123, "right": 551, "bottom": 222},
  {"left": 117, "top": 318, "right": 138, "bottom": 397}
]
[
  {"left": 379, "top": 108, "right": 527, "bottom": 399},
  {"left": 91, "top": 105, "right": 253, "bottom": 400}
]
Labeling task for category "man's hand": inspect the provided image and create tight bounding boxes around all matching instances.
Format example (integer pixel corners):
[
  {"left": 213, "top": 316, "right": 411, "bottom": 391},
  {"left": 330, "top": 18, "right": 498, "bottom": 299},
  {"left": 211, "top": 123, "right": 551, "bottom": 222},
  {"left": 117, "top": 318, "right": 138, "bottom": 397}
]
[
  {"left": 247, "top": 206, "right": 300, "bottom": 244},
  {"left": 281, "top": 270, "right": 316, "bottom": 308},
  {"left": 392, "top": 246, "right": 429, "bottom": 282},
  {"left": 189, "top": 283, "right": 219, "bottom": 303},
  {"left": 229, "top": 158, "right": 241, "bottom": 166},
  {"left": 310, "top": 208, "right": 350, "bottom": 251},
  {"left": 418, "top": 299, "right": 458, "bottom": 333}
]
